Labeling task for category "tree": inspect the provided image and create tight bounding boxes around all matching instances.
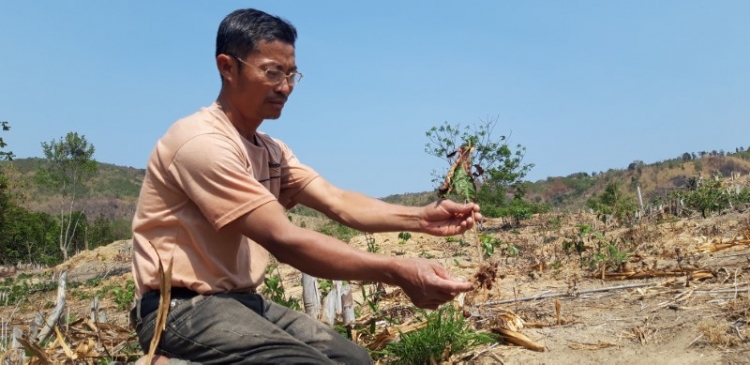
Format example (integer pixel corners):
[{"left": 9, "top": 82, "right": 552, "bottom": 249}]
[
  {"left": 88, "top": 213, "right": 116, "bottom": 249},
  {"left": 0, "top": 123, "right": 62, "bottom": 265},
  {"left": 0, "top": 206, "right": 60, "bottom": 265},
  {"left": 587, "top": 181, "right": 637, "bottom": 226},
  {"left": 680, "top": 178, "right": 731, "bottom": 218},
  {"left": 0, "top": 121, "right": 18, "bottom": 263},
  {"left": 0, "top": 121, "right": 14, "bottom": 161},
  {"left": 35, "top": 132, "right": 98, "bottom": 261},
  {"left": 425, "top": 117, "right": 534, "bottom": 217}
]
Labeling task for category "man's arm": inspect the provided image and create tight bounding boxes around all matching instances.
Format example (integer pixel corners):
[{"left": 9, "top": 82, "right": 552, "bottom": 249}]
[
  {"left": 293, "top": 177, "right": 480, "bottom": 235},
  {"left": 224, "top": 200, "right": 473, "bottom": 309}
]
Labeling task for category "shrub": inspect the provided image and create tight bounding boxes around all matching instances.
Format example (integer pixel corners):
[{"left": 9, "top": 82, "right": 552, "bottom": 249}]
[
  {"left": 317, "top": 221, "right": 359, "bottom": 243},
  {"left": 376, "top": 304, "right": 494, "bottom": 364}
]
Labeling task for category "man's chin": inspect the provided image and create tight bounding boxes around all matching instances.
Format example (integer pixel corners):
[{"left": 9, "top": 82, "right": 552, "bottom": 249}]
[{"left": 263, "top": 111, "right": 283, "bottom": 120}]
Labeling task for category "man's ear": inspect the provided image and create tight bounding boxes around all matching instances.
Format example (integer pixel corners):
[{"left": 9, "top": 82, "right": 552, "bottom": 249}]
[{"left": 216, "top": 54, "right": 236, "bottom": 83}]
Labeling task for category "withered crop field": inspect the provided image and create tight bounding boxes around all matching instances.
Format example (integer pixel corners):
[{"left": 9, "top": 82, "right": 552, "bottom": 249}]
[{"left": 2, "top": 210, "right": 750, "bottom": 364}]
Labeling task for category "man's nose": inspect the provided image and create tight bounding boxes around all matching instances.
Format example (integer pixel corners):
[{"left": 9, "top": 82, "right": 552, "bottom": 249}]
[{"left": 274, "top": 78, "right": 293, "bottom": 95}]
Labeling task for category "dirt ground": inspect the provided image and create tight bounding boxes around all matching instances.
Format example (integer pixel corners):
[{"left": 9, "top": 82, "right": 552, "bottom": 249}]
[
  {"left": 328, "top": 211, "right": 750, "bottom": 364},
  {"left": 2, "top": 211, "right": 750, "bottom": 364}
]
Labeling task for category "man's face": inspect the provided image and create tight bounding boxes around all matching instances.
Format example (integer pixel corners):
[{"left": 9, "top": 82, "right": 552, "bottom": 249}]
[{"left": 227, "top": 40, "right": 297, "bottom": 123}]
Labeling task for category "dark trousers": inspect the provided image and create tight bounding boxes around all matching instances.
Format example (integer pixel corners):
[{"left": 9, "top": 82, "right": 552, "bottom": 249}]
[{"left": 131, "top": 291, "right": 371, "bottom": 364}]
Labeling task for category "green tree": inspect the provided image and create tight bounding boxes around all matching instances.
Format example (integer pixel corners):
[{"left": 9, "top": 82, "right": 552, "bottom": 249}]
[
  {"left": 35, "top": 132, "right": 98, "bottom": 260},
  {"left": 0, "top": 121, "right": 14, "bottom": 161},
  {"left": 587, "top": 182, "right": 637, "bottom": 226},
  {"left": 69, "top": 210, "right": 89, "bottom": 254},
  {"left": 425, "top": 118, "right": 534, "bottom": 216},
  {"left": 88, "top": 213, "right": 118, "bottom": 249},
  {"left": 0, "top": 206, "right": 60, "bottom": 265},
  {"left": 679, "top": 178, "right": 731, "bottom": 218},
  {"left": 0, "top": 121, "right": 19, "bottom": 263},
  {"left": 498, "top": 196, "right": 548, "bottom": 227},
  {"left": 0, "top": 122, "right": 61, "bottom": 265}
]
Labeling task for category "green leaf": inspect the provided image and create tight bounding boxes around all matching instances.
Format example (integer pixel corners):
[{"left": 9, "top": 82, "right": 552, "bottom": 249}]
[{"left": 452, "top": 167, "right": 475, "bottom": 202}]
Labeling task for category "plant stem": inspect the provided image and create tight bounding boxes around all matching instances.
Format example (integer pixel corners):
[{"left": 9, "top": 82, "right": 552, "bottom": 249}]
[{"left": 472, "top": 225, "right": 483, "bottom": 264}]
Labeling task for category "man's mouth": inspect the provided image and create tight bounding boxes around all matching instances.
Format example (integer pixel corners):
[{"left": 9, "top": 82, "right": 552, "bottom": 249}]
[{"left": 268, "top": 99, "right": 286, "bottom": 108}]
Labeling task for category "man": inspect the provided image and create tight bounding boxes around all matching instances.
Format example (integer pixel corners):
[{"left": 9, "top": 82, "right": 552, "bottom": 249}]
[{"left": 131, "top": 8, "right": 479, "bottom": 364}]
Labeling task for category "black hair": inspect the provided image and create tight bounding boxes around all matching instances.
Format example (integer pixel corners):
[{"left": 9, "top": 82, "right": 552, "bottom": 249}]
[{"left": 216, "top": 8, "right": 297, "bottom": 60}]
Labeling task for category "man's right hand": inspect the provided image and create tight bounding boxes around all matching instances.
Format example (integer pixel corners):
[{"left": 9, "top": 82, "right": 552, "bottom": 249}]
[{"left": 392, "top": 258, "right": 474, "bottom": 310}]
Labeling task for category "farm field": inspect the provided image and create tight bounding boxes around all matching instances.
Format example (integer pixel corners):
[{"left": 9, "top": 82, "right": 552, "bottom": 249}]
[{"left": 2, "top": 208, "right": 750, "bottom": 364}]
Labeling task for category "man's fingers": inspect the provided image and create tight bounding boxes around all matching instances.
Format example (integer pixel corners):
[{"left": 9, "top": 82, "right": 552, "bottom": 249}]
[
  {"left": 437, "top": 277, "right": 474, "bottom": 293},
  {"left": 453, "top": 201, "right": 477, "bottom": 214},
  {"left": 432, "top": 266, "right": 472, "bottom": 292}
]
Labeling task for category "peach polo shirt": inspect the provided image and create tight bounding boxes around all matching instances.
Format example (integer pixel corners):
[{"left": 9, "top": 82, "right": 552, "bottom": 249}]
[{"left": 131, "top": 102, "right": 318, "bottom": 298}]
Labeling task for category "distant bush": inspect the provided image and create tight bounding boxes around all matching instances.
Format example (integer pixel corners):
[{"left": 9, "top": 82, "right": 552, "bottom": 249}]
[
  {"left": 587, "top": 182, "right": 637, "bottom": 226},
  {"left": 317, "top": 221, "right": 359, "bottom": 243},
  {"left": 663, "top": 174, "right": 750, "bottom": 218}
]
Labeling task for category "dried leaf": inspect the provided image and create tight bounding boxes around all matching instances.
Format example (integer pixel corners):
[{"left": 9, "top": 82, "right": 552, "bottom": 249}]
[
  {"left": 17, "top": 335, "right": 50, "bottom": 365},
  {"left": 493, "top": 311, "right": 524, "bottom": 332},
  {"left": 54, "top": 326, "right": 75, "bottom": 360},
  {"left": 147, "top": 240, "right": 174, "bottom": 365},
  {"left": 492, "top": 327, "right": 545, "bottom": 352}
]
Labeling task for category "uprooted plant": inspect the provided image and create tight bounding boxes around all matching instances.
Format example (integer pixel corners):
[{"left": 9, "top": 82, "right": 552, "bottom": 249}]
[
  {"left": 426, "top": 118, "right": 534, "bottom": 262},
  {"left": 434, "top": 136, "right": 485, "bottom": 262}
]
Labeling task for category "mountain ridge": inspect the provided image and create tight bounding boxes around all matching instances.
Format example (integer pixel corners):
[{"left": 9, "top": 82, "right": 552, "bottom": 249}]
[{"left": 5, "top": 150, "right": 750, "bottom": 221}]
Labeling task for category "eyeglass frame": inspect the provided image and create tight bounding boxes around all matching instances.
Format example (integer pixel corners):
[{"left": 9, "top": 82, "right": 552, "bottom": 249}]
[{"left": 232, "top": 55, "right": 303, "bottom": 86}]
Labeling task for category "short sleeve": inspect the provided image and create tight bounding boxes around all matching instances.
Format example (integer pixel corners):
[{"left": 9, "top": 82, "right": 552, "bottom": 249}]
[{"left": 168, "top": 134, "right": 277, "bottom": 230}]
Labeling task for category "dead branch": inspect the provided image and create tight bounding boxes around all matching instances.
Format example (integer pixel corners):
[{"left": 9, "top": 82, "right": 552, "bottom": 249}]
[
  {"left": 302, "top": 274, "right": 320, "bottom": 318},
  {"left": 597, "top": 269, "right": 714, "bottom": 281},
  {"left": 17, "top": 334, "right": 50, "bottom": 365},
  {"left": 478, "top": 283, "right": 656, "bottom": 306},
  {"left": 36, "top": 271, "right": 67, "bottom": 344}
]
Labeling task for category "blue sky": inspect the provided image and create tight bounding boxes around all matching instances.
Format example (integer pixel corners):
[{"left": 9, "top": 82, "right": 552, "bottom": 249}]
[{"left": 1, "top": 1, "right": 748, "bottom": 198}]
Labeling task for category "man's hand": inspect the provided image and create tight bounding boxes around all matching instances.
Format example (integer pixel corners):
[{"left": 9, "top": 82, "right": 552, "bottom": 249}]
[
  {"left": 392, "top": 258, "right": 473, "bottom": 309},
  {"left": 418, "top": 200, "right": 481, "bottom": 236}
]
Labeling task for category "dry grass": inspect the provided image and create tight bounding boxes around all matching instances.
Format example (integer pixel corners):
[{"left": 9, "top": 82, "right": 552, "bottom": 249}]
[
  {"left": 6, "top": 207, "right": 750, "bottom": 364},
  {"left": 698, "top": 320, "right": 743, "bottom": 347}
]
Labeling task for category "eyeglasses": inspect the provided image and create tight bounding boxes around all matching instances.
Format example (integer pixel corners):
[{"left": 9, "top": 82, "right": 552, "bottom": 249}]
[{"left": 233, "top": 56, "right": 303, "bottom": 86}]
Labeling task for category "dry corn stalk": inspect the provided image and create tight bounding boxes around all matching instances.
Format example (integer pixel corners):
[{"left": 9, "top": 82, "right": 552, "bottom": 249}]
[
  {"left": 147, "top": 241, "right": 174, "bottom": 365},
  {"left": 568, "top": 341, "right": 617, "bottom": 350},
  {"left": 54, "top": 326, "right": 75, "bottom": 360},
  {"left": 491, "top": 327, "right": 545, "bottom": 352},
  {"left": 493, "top": 310, "right": 524, "bottom": 332},
  {"left": 490, "top": 310, "right": 545, "bottom": 352},
  {"left": 17, "top": 334, "right": 50, "bottom": 365},
  {"left": 597, "top": 269, "right": 714, "bottom": 281},
  {"left": 367, "top": 321, "right": 428, "bottom": 351},
  {"left": 699, "top": 239, "right": 750, "bottom": 252}
]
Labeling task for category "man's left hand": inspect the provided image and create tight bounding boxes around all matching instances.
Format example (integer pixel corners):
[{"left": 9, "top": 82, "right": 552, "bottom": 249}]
[{"left": 418, "top": 200, "right": 481, "bottom": 236}]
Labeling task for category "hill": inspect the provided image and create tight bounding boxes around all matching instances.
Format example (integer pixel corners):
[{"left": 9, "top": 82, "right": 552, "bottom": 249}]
[
  {"left": 3, "top": 158, "right": 145, "bottom": 221},
  {"left": 5, "top": 150, "right": 750, "bottom": 223},
  {"left": 526, "top": 151, "right": 750, "bottom": 211},
  {"left": 384, "top": 151, "right": 750, "bottom": 212}
]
